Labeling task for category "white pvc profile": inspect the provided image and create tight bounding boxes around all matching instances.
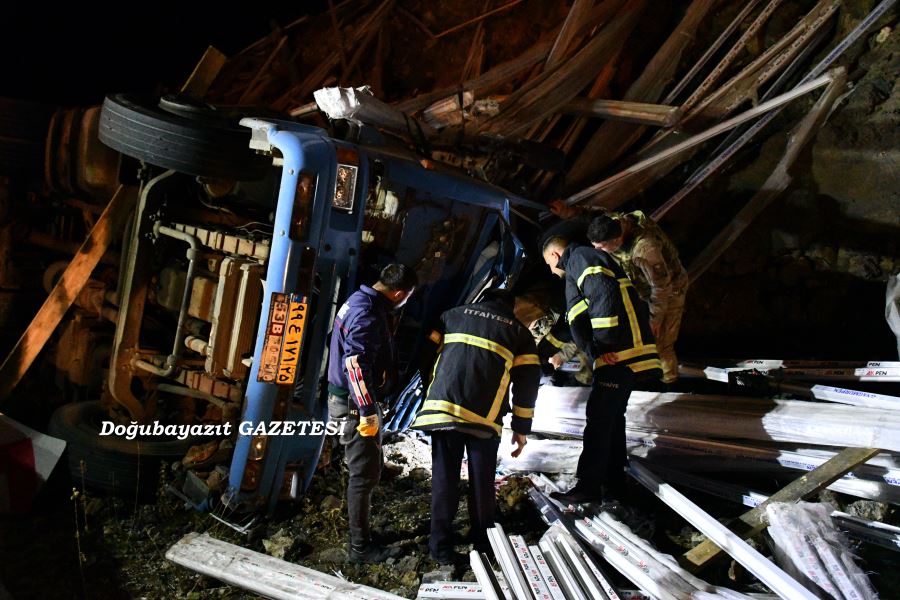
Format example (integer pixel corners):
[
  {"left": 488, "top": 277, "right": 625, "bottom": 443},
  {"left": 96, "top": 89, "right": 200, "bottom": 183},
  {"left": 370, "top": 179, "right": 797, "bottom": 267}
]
[
  {"left": 508, "top": 535, "right": 554, "bottom": 600},
  {"left": 165, "top": 533, "right": 405, "bottom": 600},
  {"left": 628, "top": 462, "right": 818, "bottom": 600},
  {"left": 469, "top": 551, "right": 504, "bottom": 600},
  {"left": 416, "top": 581, "right": 486, "bottom": 599},
  {"left": 574, "top": 518, "right": 680, "bottom": 600},
  {"left": 538, "top": 536, "right": 588, "bottom": 600},
  {"left": 488, "top": 525, "right": 534, "bottom": 600},
  {"left": 555, "top": 534, "right": 609, "bottom": 600},
  {"left": 528, "top": 545, "right": 568, "bottom": 600},
  {"left": 576, "top": 547, "right": 622, "bottom": 600}
]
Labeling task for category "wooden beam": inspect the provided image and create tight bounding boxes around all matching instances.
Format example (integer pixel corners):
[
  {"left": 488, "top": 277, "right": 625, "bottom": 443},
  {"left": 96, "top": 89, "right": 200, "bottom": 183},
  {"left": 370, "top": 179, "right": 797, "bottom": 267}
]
[
  {"left": 432, "top": 0, "right": 525, "bottom": 39},
  {"left": 560, "top": 98, "right": 682, "bottom": 126},
  {"left": 681, "top": 445, "right": 881, "bottom": 571},
  {"left": 0, "top": 186, "right": 136, "bottom": 401},
  {"left": 180, "top": 46, "right": 227, "bottom": 98}
]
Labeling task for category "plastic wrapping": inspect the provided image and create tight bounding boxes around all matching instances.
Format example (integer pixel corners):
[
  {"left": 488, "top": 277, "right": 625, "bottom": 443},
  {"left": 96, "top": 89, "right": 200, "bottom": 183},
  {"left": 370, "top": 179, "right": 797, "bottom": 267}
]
[{"left": 765, "top": 502, "right": 879, "bottom": 600}]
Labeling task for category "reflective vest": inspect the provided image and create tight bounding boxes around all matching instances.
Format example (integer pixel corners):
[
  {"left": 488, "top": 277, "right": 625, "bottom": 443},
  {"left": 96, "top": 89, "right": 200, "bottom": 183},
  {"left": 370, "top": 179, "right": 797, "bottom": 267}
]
[
  {"left": 558, "top": 244, "right": 661, "bottom": 377},
  {"left": 412, "top": 299, "right": 540, "bottom": 436}
]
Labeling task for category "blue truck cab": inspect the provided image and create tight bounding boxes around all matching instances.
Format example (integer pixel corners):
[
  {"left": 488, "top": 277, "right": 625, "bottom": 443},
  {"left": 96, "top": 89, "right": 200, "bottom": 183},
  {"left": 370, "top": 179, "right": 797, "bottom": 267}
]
[{"left": 208, "top": 118, "right": 540, "bottom": 512}]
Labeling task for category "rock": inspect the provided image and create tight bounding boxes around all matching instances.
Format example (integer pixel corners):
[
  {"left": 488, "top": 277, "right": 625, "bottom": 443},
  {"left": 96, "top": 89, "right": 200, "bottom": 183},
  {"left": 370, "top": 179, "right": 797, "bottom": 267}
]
[
  {"left": 262, "top": 529, "right": 295, "bottom": 560},
  {"left": 316, "top": 547, "right": 348, "bottom": 563},
  {"left": 395, "top": 555, "right": 420, "bottom": 572},
  {"left": 409, "top": 467, "right": 430, "bottom": 481},
  {"left": 845, "top": 499, "right": 890, "bottom": 521},
  {"left": 320, "top": 494, "right": 342, "bottom": 511},
  {"left": 399, "top": 570, "right": 419, "bottom": 588},
  {"left": 422, "top": 566, "right": 455, "bottom": 583}
]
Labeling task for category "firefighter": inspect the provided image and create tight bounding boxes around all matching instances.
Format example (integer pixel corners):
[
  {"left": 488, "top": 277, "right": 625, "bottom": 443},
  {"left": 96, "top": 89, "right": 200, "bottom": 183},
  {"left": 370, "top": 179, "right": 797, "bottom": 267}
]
[
  {"left": 588, "top": 212, "right": 688, "bottom": 385},
  {"left": 541, "top": 236, "right": 661, "bottom": 504},
  {"left": 412, "top": 289, "right": 540, "bottom": 564},
  {"left": 326, "top": 263, "right": 417, "bottom": 563}
]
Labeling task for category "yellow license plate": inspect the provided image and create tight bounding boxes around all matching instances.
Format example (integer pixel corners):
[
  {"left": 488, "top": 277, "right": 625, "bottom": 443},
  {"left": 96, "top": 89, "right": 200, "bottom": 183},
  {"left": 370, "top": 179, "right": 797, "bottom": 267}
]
[{"left": 275, "top": 296, "right": 308, "bottom": 385}]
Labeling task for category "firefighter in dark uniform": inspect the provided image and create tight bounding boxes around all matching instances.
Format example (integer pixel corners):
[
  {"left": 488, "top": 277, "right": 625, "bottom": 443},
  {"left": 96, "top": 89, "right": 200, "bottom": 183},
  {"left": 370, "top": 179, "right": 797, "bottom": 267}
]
[
  {"left": 542, "top": 236, "right": 661, "bottom": 504},
  {"left": 327, "top": 263, "right": 417, "bottom": 563},
  {"left": 412, "top": 290, "right": 540, "bottom": 564}
]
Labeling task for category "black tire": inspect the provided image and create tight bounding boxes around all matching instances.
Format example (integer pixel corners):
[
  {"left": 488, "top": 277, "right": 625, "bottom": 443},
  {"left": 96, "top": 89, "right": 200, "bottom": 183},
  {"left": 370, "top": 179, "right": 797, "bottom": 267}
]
[
  {"left": 48, "top": 401, "right": 201, "bottom": 496},
  {"left": 98, "top": 93, "right": 270, "bottom": 181},
  {"left": 0, "top": 97, "right": 55, "bottom": 176}
]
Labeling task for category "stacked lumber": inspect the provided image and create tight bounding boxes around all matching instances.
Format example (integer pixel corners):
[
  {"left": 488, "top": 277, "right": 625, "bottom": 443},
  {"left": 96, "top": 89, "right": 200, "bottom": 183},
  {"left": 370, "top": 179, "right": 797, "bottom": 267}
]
[{"left": 189, "top": 1, "right": 898, "bottom": 279}]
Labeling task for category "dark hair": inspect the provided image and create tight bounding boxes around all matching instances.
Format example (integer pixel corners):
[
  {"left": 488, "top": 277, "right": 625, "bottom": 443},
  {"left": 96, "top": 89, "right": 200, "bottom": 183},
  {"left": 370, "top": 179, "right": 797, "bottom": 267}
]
[
  {"left": 378, "top": 263, "right": 418, "bottom": 291},
  {"left": 541, "top": 235, "right": 569, "bottom": 254},
  {"left": 480, "top": 287, "right": 515, "bottom": 306},
  {"left": 587, "top": 215, "right": 622, "bottom": 243}
]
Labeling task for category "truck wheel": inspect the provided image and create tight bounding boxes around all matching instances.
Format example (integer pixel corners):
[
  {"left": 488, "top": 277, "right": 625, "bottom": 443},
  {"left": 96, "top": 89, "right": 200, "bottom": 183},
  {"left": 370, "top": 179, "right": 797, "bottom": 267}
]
[
  {"left": 48, "top": 401, "right": 201, "bottom": 497},
  {"left": 98, "top": 94, "right": 270, "bottom": 181}
]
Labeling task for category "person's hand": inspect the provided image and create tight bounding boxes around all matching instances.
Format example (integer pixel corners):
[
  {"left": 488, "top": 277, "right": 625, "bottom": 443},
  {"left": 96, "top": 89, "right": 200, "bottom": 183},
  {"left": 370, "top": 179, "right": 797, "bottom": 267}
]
[
  {"left": 511, "top": 432, "right": 527, "bottom": 458},
  {"left": 650, "top": 321, "right": 661, "bottom": 338},
  {"left": 600, "top": 352, "right": 619, "bottom": 365},
  {"left": 548, "top": 353, "right": 565, "bottom": 370},
  {"left": 548, "top": 199, "right": 580, "bottom": 220},
  {"left": 356, "top": 414, "right": 379, "bottom": 437}
]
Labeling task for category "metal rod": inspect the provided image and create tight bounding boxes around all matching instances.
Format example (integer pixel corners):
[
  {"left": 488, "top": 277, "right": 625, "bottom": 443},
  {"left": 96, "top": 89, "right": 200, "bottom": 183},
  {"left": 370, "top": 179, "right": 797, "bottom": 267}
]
[
  {"left": 662, "top": 0, "right": 765, "bottom": 104},
  {"left": 654, "top": 0, "right": 897, "bottom": 219},
  {"left": 563, "top": 73, "right": 833, "bottom": 207},
  {"left": 150, "top": 222, "right": 201, "bottom": 378}
]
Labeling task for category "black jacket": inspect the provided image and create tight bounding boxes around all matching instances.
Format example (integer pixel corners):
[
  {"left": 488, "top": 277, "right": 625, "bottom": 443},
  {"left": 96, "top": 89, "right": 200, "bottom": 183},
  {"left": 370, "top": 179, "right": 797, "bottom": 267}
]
[
  {"left": 412, "top": 299, "right": 540, "bottom": 436},
  {"left": 558, "top": 244, "right": 661, "bottom": 378}
]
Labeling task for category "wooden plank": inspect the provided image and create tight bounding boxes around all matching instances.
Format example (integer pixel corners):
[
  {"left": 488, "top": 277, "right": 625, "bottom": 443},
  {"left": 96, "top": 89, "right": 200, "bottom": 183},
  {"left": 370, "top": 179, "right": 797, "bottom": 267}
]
[
  {"left": 180, "top": 46, "right": 227, "bottom": 97},
  {"left": 0, "top": 186, "right": 136, "bottom": 401},
  {"left": 563, "top": 0, "right": 717, "bottom": 191},
  {"left": 432, "top": 0, "right": 525, "bottom": 39},
  {"left": 394, "top": 41, "right": 552, "bottom": 114},
  {"left": 681, "top": 445, "right": 881, "bottom": 571},
  {"left": 561, "top": 98, "right": 682, "bottom": 126},
  {"left": 545, "top": 0, "right": 596, "bottom": 68},
  {"left": 481, "top": 0, "right": 645, "bottom": 137}
]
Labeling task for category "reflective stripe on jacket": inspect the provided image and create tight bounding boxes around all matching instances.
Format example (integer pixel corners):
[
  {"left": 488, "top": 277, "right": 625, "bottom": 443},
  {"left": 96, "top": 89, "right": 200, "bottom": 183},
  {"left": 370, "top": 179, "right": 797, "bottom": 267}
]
[
  {"left": 558, "top": 245, "right": 661, "bottom": 377},
  {"left": 412, "top": 299, "right": 540, "bottom": 436}
]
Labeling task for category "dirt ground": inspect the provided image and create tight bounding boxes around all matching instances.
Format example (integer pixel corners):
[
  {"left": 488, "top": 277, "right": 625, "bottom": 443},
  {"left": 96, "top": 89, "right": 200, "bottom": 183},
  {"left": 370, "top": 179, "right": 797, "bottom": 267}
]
[{"left": 3, "top": 429, "right": 899, "bottom": 599}]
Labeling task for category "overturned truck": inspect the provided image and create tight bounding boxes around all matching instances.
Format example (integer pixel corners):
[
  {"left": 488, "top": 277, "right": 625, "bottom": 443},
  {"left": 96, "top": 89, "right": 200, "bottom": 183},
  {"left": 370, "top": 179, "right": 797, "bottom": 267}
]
[{"left": 43, "top": 93, "right": 541, "bottom": 515}]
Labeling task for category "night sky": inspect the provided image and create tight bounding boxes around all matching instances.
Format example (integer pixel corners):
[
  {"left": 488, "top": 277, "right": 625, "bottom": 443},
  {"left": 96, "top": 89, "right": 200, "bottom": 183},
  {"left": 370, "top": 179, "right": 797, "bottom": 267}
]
[{"left": 1, "top": 3, "right": 310, "bottom": 105}]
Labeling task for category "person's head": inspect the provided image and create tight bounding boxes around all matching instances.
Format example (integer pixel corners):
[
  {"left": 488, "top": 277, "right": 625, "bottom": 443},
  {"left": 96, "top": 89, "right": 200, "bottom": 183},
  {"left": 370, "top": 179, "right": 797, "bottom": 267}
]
[
  {"left": 541, "top": 236, "right": 569, "bottom": 278},
  {"left": 480, "top": 287, "right": 515, "bottom": 306},
  {"left": 587, "top": 215, "right": 624, "bottom": 253},
  {"left": 374, "top": 263, "right": 417, "bottom": 308}
]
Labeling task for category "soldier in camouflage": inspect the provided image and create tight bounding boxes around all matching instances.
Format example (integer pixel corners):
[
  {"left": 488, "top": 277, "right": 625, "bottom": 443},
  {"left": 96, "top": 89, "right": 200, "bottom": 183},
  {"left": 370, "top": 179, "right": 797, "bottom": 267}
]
[{"left": 588, "top": 212, "right": 688, "bottom": 384}]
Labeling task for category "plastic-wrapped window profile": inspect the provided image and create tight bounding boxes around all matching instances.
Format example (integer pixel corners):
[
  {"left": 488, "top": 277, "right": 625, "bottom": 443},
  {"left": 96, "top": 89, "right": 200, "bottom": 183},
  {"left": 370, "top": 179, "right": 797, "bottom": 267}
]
[{"left": 765, "top": 502, "right": 879, "bottom": 600}]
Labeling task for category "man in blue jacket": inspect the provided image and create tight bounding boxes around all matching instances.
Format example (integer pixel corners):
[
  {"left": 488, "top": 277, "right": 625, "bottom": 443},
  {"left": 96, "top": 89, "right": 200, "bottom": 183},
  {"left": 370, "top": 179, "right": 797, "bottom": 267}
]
[{"left": 327, "top": 263, "right": 417, "bottom": 563}]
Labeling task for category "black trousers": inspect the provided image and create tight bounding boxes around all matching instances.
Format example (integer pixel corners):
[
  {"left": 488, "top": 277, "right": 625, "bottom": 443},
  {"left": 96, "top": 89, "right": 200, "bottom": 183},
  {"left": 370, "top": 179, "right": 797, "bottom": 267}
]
[
  {"left": 328, "top": 394, "right": 383, "bottom": 546},
  {"left": 576, "top": 364, "right": 635, "bottom": 497},
  {"left": 429, "top": 430, "right": 500, "bottom": 558}
]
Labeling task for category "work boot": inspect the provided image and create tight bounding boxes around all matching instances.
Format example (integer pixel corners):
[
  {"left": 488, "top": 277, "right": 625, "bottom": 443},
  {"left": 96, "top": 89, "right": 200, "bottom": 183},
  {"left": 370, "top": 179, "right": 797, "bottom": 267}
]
[
  {"left": 348, "top": 542, "right": 401, "bottom": 564},
  {"left": 550, "top": 484, "right": 601, "bottom": 505},
  {"left": 432, "top": 550, "right": 469, "bottom": 566}
]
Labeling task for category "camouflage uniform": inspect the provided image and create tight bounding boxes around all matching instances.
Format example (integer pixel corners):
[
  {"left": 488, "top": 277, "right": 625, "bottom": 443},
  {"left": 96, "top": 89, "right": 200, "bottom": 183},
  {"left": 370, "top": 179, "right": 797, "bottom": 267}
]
[{"left": 608, "top": 211, "right": 688, "bottom": 383}]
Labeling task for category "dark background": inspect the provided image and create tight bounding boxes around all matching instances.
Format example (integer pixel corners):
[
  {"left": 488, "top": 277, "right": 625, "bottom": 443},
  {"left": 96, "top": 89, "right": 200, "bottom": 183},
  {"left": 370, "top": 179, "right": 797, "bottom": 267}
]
[{"left": 0, "top": 3, "right": 310, "bottom": 104}]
